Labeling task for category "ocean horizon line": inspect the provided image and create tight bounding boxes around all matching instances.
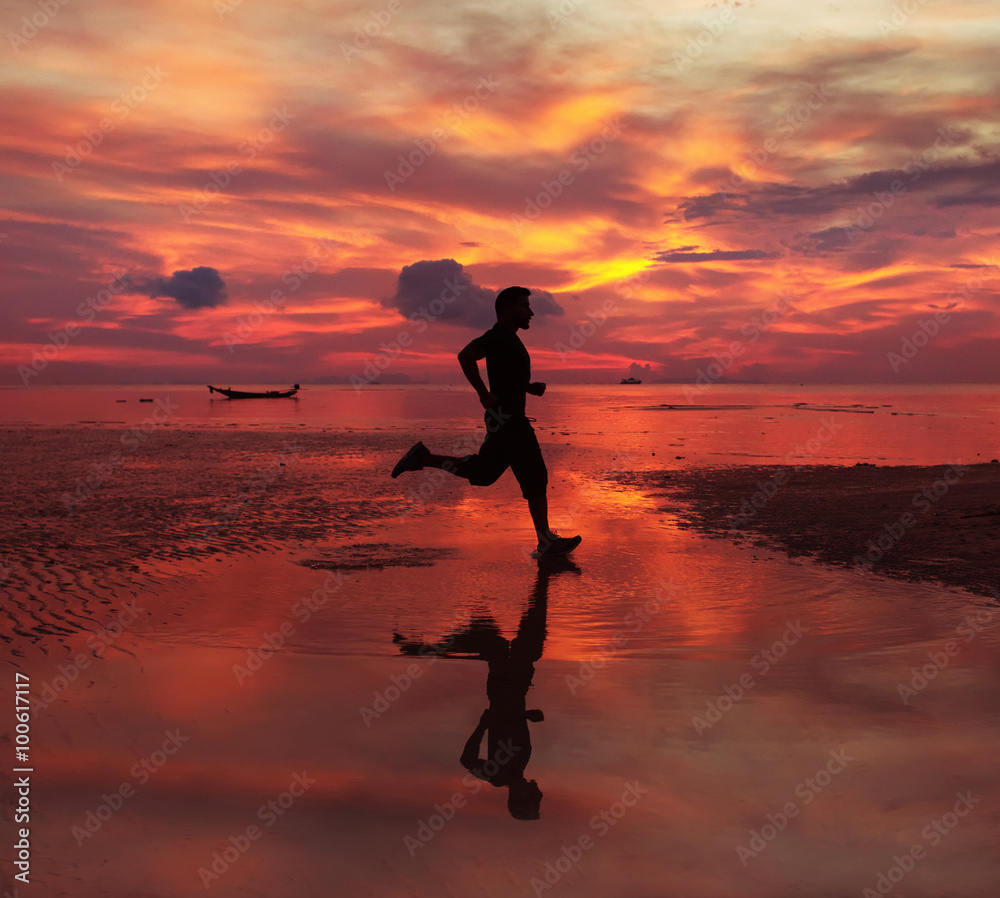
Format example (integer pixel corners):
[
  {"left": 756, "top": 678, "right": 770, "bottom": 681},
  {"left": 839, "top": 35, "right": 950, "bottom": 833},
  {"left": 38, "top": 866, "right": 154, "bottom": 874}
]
[{"left": 2, "top": 381, "right": 997, "bottom": 390}]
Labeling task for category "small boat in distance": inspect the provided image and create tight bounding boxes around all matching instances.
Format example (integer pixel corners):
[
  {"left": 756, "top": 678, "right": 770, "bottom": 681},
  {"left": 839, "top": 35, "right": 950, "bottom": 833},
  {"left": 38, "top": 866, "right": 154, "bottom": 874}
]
[
  {"left": 207, "top": 384, "right": 300, "bottom": 399},
  {"left": 620, "top": 377, "right": 642, "bottom": 384}
]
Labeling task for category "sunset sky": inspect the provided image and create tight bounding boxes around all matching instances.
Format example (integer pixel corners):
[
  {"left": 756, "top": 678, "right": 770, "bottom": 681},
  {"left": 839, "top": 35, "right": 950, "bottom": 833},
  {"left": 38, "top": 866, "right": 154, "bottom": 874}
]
[{"left": 3, "top": 0, "right": 999, "bottom": 386}]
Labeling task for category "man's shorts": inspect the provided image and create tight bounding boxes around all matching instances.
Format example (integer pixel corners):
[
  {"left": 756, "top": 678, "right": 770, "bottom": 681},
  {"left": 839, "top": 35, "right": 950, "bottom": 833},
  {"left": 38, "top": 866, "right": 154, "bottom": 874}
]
[{"left": 463, "top": 410, "right": 548, "bottom": 500}]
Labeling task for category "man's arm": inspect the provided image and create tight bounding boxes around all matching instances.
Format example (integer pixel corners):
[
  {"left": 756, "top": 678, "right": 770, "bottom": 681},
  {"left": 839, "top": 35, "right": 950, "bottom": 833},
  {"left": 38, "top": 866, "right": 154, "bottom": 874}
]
[
  {"left": 460, "top": 710, "right": 490, "bottom": 771},
  {"left": 458, "top": 340, "right": 495, "bottom": 409}
]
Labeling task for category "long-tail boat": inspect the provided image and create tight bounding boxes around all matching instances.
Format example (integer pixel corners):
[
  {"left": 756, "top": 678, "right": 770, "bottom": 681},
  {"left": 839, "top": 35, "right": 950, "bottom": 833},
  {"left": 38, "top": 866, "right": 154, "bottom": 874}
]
[{"left": 207, "top": 384, "right": 300, "bottom": 399}]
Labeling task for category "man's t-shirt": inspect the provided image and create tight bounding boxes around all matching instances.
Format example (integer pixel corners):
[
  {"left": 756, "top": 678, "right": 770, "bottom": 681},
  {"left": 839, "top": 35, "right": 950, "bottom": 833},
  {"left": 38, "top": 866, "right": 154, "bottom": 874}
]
[{"left": 472, "top": 323, "right": 530, "bottom": 418}]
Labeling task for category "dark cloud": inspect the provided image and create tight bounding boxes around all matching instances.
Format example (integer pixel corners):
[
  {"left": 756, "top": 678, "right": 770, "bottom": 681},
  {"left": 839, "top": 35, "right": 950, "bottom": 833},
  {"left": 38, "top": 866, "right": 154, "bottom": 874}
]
[
  {"left": 933, "top": 193, "right": 1000, "bottom": 208},
  {"left": 655, "top": 249, "right": 774, "bottom": 262},
  {"left": 676, "top": 160, "right": 1000, "bottom": 228},
  {"left": 786, "top": 227, "right": 855, "bottom": 256},
  {"left": 381, "top": 258, "right": 562, "bottom": 329},
  {"left": 148, "top": 267, "right": 227, "bottom": 309}
]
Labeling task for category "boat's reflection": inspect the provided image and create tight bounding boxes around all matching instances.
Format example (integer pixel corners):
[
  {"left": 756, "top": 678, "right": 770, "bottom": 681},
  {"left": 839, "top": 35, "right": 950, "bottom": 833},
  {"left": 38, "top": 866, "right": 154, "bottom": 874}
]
[{"left": 393, "top": 556, "right": 581, "bottom": 819}]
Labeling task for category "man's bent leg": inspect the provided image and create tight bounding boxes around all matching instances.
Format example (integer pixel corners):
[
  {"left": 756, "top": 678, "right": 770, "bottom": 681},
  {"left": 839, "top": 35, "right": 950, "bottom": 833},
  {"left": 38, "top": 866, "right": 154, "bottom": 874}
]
[
  {"left": 509, "top": 420, "right": 552, "bottom": 542},
  {"left": 423, "top": 453, "right": 472, "bottom": 480},
  {"left": 392, "top": 443, "right": 473, "bottom": 480}
]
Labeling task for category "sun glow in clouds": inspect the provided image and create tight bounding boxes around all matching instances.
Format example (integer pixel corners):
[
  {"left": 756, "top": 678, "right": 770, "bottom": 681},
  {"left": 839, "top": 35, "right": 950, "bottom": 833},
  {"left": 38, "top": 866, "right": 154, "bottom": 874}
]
[{"left": 1, "top": 0, "right": 998, "bottom": 384}]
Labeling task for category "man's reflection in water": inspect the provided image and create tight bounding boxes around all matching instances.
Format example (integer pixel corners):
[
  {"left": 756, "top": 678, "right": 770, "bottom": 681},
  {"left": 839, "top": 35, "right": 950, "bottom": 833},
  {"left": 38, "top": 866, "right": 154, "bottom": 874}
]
[{"left": 394, "top": 557, "right": 580, "bottom": 819}]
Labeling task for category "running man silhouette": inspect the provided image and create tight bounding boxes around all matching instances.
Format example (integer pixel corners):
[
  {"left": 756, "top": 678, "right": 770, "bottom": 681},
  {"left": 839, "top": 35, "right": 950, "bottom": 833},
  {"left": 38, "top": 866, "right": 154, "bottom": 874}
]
[{"left": 391, "top": 285, "right": 581, "bottom": 557}]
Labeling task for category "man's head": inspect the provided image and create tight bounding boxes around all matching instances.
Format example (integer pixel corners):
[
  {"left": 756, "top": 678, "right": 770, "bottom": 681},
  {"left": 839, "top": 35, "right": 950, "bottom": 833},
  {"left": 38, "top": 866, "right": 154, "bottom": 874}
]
[
  {"left": 507, "top": 776, "right": 543, "bottom": 820},
  {"left": 495, "top": 285, "right": 533, "bottom": 330}
]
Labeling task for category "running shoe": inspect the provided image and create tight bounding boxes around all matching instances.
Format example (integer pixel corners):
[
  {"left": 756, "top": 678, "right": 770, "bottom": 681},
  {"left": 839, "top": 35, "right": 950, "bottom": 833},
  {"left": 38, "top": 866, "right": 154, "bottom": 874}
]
[{"left": 391, "top": 441, "right": 430, "bottom": 478}]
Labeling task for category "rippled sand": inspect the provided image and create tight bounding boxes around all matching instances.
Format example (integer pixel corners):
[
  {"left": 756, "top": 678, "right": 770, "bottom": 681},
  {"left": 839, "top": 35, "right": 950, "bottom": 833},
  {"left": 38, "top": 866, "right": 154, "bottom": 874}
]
[{"left": 0, "top": 428, "right": 406, "bottom": 649}]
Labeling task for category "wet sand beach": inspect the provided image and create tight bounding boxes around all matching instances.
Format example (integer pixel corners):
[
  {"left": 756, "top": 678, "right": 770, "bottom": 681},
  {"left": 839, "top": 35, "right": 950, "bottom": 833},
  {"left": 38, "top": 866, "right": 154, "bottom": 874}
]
[
  {"left": 623, "top": 462, "right": 1000, "bottom": 599},
  {"left": 3, "top": 387, "right": 999, "bottom": 897}
]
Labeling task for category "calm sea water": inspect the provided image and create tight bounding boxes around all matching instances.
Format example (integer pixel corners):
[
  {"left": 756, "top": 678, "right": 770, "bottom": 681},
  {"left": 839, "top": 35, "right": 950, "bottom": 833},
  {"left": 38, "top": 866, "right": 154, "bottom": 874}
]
[{"left": 2, "top": 383, "right": 997, "bottom": 466}]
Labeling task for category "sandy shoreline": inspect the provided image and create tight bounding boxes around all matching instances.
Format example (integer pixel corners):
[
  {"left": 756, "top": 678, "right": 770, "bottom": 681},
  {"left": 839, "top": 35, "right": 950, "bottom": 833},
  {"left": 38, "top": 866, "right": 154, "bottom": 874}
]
[
  {"left": 5, "top": 425, "right": 998, "bottom": 651},
  {"left": 624, "top": 462, "right": 1000, "bottom": 599},
  {"left": 0, "top": 427, "right": 402, "bottom": 648}
]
